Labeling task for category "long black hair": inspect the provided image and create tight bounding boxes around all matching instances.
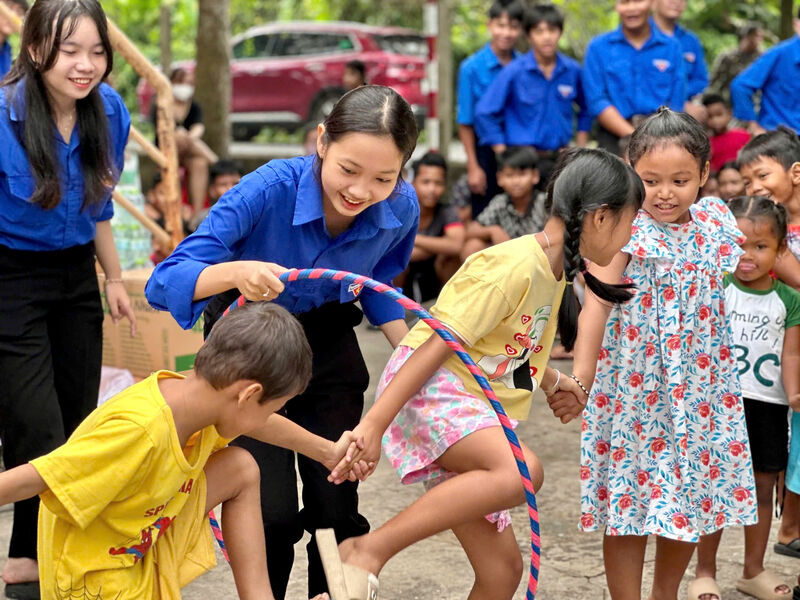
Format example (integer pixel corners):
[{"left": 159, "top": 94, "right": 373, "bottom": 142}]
[
  {"left": 3, "top": 0, "right": 115, "bottom": 211},
  {"left": 549, "top": 148, "right": 645, "bottom": 351},
  {"left": 727, "top": 195, "right": 788, "bottom": 247}
]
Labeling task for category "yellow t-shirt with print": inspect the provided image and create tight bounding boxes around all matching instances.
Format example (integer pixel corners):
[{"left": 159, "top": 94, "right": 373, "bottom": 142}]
[
  {"left": 402, "top": 235, "right": 565, "bottom": 420},
  {"left": 31, "top": 370, "right": 229, "bottom": 600}
]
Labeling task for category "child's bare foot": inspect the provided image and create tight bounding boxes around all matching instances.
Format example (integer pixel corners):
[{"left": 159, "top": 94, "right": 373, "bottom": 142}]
[
  {"left": 2, "top": 557, "right": 39, "bottom": 584},
  {"left": 339, "top": 535, "right": 383, "bottom": 577}
]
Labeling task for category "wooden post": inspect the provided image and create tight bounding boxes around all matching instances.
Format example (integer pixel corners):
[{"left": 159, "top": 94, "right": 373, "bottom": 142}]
[
  {"left": 106, "top": 20, "right": 183, "bottom": 250},
  {"left": 437, "top": 0, "right": 453, "bottom": 163},
  {"left": 129, "top": 126, "right": 168, "bottom": 170},
  {"left": 159, "top": 2, "right": 173, "bottom": 73}
]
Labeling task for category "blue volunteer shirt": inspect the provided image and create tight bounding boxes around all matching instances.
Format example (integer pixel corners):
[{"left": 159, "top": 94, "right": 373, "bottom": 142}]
[
  {"left": 655, "top": 21, "right": 708, "bottom": 99},
  {"left": 581, "top": 25, "right": 686, "bottom": 120},
  {"left": 0, "top": 81, "right": 130, "bottom": 251},
  {"left": 473, "top": 51, "right": 591, "bottom": 150},
  {"left": 731, "top": 36, "right": 800, "bottom": 132},
  {"left": 456, "top": 43, "right": 520, "bottom": 131},
  {"left": 145, "top": 155, "right": 420, "bottom": 328},
  {"left": 0, "top": 41, "right": 11, "bottom": 79}
]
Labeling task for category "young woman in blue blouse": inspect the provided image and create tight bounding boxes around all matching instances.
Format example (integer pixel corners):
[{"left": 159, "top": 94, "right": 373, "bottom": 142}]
[
  {"left": 0, "top": 1, "right": 134, "bottom": 598},
  {"left": 146, "top": 85, "right": 419, "bottom": 599}
]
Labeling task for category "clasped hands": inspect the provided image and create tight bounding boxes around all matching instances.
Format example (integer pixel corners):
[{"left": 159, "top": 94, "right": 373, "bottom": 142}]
[{"left": 544, "top": 370, "right": 589, "bottom": 424}]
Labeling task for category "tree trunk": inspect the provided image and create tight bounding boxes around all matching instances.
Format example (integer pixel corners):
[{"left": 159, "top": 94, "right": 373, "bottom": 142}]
[
  {"left": 159, "top": 3, "right": 172, "bottom": 73},
  {"left": 194, "top": 0, "right": 231, "bottom": 157},
  {"left": 781, "top": 0, "right": 794, "bottom": 40}
]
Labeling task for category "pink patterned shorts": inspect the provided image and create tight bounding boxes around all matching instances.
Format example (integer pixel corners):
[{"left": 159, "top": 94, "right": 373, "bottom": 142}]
[{"left": 378, "top": 345, "right": 515, "bottom": 532}]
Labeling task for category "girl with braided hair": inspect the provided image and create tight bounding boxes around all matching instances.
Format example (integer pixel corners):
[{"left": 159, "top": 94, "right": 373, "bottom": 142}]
[
  {"left": 325, "top": 147, "right": 643, "bottom": 598},
  {"left": 560, "top": 107, "right": 757, "bottom": 600}
]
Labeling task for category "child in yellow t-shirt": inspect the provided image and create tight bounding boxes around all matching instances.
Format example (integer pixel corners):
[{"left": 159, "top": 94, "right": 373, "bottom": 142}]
[
  {"left": 322, "top": 148, "right": 645, "bottom": 597},
  {"left": 0, "top": 302, "right": 360, "bottom": 600}
]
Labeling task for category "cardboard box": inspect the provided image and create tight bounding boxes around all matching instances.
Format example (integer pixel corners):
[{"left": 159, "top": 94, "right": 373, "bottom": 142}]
[{"left": 100, "top": 268, "right": 204, "bottom": 378}]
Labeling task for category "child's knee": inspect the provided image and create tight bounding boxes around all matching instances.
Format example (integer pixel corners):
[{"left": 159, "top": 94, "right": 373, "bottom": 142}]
[
  {"left": 475, "top": 546, "right": 523, "bottom": 597},
  {"left": 226, "top": 446, "right": 262, "bottom": 490}
]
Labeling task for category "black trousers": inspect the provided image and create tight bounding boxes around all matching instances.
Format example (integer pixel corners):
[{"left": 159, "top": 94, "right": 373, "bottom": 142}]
[
  {"left": 0, "top": 243, "right": 102, "bottom": 559},
  {"left": 204, "top": 297, "right": 371, "bottom": 599}
]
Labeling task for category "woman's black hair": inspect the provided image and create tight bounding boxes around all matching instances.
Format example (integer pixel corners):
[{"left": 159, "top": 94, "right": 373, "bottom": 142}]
[
  {"left": 549, "top": 148, "right": 645, "bottom": 351},
  {"left": 627, "top": 107, "right": 710, "bottom": 171},
  {"left": 727, "top": 195, "right": 788, "bottom": 247},
  {"left": 3, "top": 0, "right": 115, "bottom": 211},
  {"left": 319, "top": 84, "right": 418, "bottom": 169}
]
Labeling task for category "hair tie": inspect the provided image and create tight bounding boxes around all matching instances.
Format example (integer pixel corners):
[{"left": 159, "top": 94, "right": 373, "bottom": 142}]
[{"left": 566, "top": 280, "right": 574, "bottom": 286}]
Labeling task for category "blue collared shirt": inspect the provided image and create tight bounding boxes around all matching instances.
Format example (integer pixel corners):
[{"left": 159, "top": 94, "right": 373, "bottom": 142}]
[
  {"left": 145, "top": 155, "right": 420, "bottom": 329},
  {"left": 0, "top": 42, "right": 11, "bottom": 79},
  {"left": 655, "top": 21, "right": 708, "bottom": 99},
  {"left": 0, "top": 82, "right": 130, "bottom": 251},
  {"left": 581, "top": 25, "right": 686, "bottom": 119},
  {"left": 473, "top": 51, "right": 591, "bottom": 150},
  {"left": 456, "top": 43, "right": 520, "bottom": 130},
  {"left": 731, "top": 36, "right": 800, "bottom": 131}
]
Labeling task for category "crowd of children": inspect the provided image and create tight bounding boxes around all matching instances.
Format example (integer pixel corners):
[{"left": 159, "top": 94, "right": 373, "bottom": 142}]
[{"left": 7, "top": 1, "right": 800, "bottom": 600}]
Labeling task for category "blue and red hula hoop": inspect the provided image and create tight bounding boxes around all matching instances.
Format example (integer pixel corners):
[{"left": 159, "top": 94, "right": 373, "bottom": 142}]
[{"left": 212, "top": 268, "right": 541, "bottom": 599}]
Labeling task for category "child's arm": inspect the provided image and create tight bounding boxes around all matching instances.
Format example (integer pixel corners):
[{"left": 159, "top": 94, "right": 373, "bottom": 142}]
[
  {"left": 247, "top": 415, "right": 362, "bottom": 479},
  {"left": 329, "top": 332, "right": 454, "bottom": 481},
  {"left": 572, "top": 252, "right": 629, "bottom": 386},
  {"left": 465, "top": 220, "right": 492, "bottom": 241},
  {"left": 380, "top": 319, "right": 409, "bottom": 349},
  {"left": 0, "top": 464, "right": 48, "bottom": 507},
  {"left": 413, "top": 227, "right": 466, "bottom": 258},
  {"left": 784, "top": 325, "right": 800, "bottom": 411},
  {"left": 774, "top": 252, "right": 800, "bottom": 291}
]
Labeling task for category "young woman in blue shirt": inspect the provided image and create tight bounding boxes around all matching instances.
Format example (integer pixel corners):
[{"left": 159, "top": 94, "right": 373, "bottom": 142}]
[
  {"left": 0, "top": 1, "right": 133, "bottom": 598},
  {"left": 146, "top": 85, "right": 420, "bottom": 599}
]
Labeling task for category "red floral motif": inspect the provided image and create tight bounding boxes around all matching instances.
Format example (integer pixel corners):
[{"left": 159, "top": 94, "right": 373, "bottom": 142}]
[
  {"left": 625, "top": 325, "right": 640, "bottom": 341},
  {"left": 699, "top": 450, "right": 710, "bottom": 466},
  {"left": 614, "top": 399, "right": 622, "bottom": 415},
  {"left": 688, "top": 282, "right": 697, "bottom": 297},
  {"left": 595, "top": 440, "right": 610, "bottom": 455},
  {"left": 667, "top": 334, "right": 681, "bottom": 351},
  {"left": 715, "top": 512, "right": 726, "bottom": 527},
  {"left": 597, "top": 486, "right": 609, "bottom": 501},
  {"left": 720, "top": 346, "right": 731, "bottom": 361},
  {"left": 733, "top": 486, "right": 751, "bottom": 502},
  {"left": 645, "top": 342, "right": 656, "bottom": 357},
  {"left": 698, "top": 305, "right": 711, "bottom": 320},
  {"left": 618, "top": 494, "right": 633, "bottom": 510},
  {"left": 594, "top": 393, "right": 610, "bottom": 409},
  {"left": 722, "top": 393, "right": 737, "bottom": 409},
  {"left": 671, "top": 384, "right": 687, "bottom": 400},
  {"left": 598, "top": 347, "right": 609, "bottom": 361},
  {"left": 650, "top": 437, "right": 666, "bottom": 454},
  {"left": 719, "top": 243, "right": 733, "bottom": 257},
  {"left": 581, "top": 513, "right": 595, "bottom": 528},
  {"left": 633, "top": 421, "right": 643, "bottom": 436},
  {"left": 640, "top": 293, "right": 653, "bottom": 308},
  {"left": 697, "top": 402, "right": 711, "bottom": 418},
  {"left": 628, "top": 372, "right": 643, "bottom": 388},
  {"left": 709, "top": 465, "right": 721, "bottom": 479},
  {"left": 637, "top": 470, "right": 649, "bottom": 485},
  {"left": 663, "top": 287, "right": 676, "bottom": 301},
  {"left": 671, "top": 512, "right": 689, "bottom": 529},
  {"left": 728, "top": 440, "right": 745, "bottom": 457},
  {"left": 651, "top": 485, "right": 663, "bottom": 499},
  {"left": 683, "top": 262, "right": 698, "bottom": 271},
  {"left": 580, "top": 466, "right": 590, "bottom": 480},
  {"left": 645, "top": 390, "right": 659, "bottom": 406},
  {"left": 695, "top": 232, "right": 705, "bottom": 246},
  {"left": 695, "top": 210, "right": 708, "bottom": 222},
  {"left": 701, "top": 497, "right": 712, "bottom": 513},
  {"left": 612, "top": 447, "right": 627, "bottom": 462},
  {"left": 696, "top": 354, "right": 711, "bottom": 370}
]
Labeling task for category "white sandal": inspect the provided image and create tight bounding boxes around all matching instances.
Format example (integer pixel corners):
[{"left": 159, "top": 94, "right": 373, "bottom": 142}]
[{"left": 317, "top": 528, "right": 379, "bottom": 600}]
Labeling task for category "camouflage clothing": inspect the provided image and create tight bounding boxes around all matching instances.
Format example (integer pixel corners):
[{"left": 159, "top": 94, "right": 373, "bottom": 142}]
[{"left": 710, "top": 48, "right": 762, "bottom": 99}]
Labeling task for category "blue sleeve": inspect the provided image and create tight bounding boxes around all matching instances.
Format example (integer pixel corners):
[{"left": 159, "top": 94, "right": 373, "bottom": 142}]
[
  {"left": 473, "top": 65, "right": 514, "bottom": 146},
  {"left": 686, "top": 38, "right": 709, "bottom": 98},
  {"left": 575, "top": 70, "right": 593, "bottom": 132},
  {"left": 581, "top": 40, "right": 611, "bottom": 118},
  {"left": 731, "top": 51, "right": 778, "bottom": 122},
  {"left": 669, "top": 43, "right": 687, "bottom": 111},
  {"left": 359, "top": 198, "right": 419, "bottom": 325},
  {"left": 456, "top": 58, "right": 476, "bottom": 126},
  {"left": 145, "top": 181, "right": 268, "bottom": 329}
]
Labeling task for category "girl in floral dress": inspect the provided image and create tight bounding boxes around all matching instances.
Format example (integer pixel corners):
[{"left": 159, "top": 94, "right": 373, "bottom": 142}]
[{"left": 561, "top": 109, "right": 758, "bottom": 600}]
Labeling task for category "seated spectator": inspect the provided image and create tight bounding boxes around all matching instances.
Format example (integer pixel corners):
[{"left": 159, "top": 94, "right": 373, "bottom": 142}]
[
  {"left": 343, "top": 59, "right": 367, "bottom": 91},
  {"left": 700, "top": 172, "right": 719, "bottom": 198},
  {"left": 395, "top": 151, "right": 464, "bottom": 303},
  {"left": 709, "top": 22, "right": 764, "bottom": 101},
  {"left": 151, "top": 67, "right": 214, "bottom": 212},
  {"left": 449, "top": 172, "right": 473, "bottom": 224},
  {"left": 461, "top": 147, "right": 546, "bottom": 261},
  {"left": 718, "top": 161, "right": 746, "bottom": 201},
  {"left": 703, "top": 92, "right": 750, "bottom": 172},
  {"left": 474, "top": 3, "right": 590, "bottom": 185},
  {"left": 731, "top": 10, "right": 800, "bottom": 135},
  {"left": 187, "top": 159, "right": 243, "bottom": 233},
  {"left": 581, "top": 0, "right": 685, "bottom": 155},
  {"left": 145, "top": 173, "right": 192, "bottom": 263}
]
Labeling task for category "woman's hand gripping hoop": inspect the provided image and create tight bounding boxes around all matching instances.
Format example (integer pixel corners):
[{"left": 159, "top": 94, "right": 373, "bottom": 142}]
[{"left": 211, "top": 268, "right": 542, "bottom": 600}]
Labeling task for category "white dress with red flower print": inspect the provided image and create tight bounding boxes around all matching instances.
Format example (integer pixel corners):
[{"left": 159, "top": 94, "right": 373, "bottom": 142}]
[{"left": 579, "top": 196, "right": 757, "bottom": 542}]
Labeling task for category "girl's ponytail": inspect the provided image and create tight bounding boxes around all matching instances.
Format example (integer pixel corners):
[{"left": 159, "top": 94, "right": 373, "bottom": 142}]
[{"left": 549, "top": 149, "right": 645, "bottom": 351}]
